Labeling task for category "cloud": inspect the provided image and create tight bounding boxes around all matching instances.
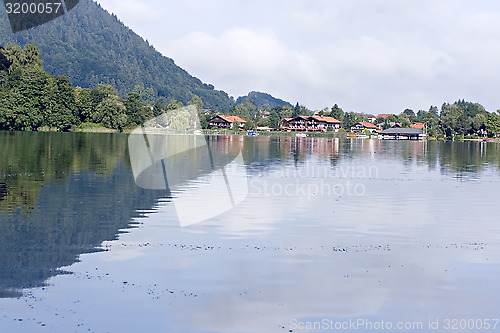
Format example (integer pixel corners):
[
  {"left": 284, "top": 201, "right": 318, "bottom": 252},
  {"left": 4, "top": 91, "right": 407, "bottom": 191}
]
[
  {"left": 164, "top": 26, "right": 457, "bottom": 112},
  {"left": 163, "top": 28, "right": 317, "bottom": 102},
  {"left": 97, "top": 0, "right": 500, "bottom": 113},
  {"left": 97, "top": 0, "right": 160, "bottom": 23}
]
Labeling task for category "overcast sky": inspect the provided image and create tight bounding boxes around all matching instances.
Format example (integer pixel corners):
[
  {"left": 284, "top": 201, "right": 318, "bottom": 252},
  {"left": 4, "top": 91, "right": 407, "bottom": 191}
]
[{"left": 96, "top": 0, "right": 500, "bottom": 114}]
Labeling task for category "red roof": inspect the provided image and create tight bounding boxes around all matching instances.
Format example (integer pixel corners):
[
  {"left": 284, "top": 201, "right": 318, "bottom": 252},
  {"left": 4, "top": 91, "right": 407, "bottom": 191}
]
[
  {"left": 280, "top": 116, "right": 342, "bottom": 124},
  {"left": 217, "top": 115, "right": 247, "bottom": 123},
  {"left": 376, "top": 114, "right": 395, "bottom": 119},
  {"left": 311, "top": 116, "right": 342, "bottom": 124},
  {"left": 411, "top": 122, "right": 424, "bottom": 129},
  {"left": 357, "top": 122, "right": 378, "bottom": 129}
]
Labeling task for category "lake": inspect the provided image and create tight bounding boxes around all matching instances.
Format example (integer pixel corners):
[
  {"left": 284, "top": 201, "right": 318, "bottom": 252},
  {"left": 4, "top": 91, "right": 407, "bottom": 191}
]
[{"left": 1, "top": 131, "right": 500, "bottom": 333}]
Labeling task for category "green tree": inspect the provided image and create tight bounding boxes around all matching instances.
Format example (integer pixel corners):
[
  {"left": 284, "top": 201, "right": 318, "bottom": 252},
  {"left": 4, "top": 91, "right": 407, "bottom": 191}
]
[
  {"left": 165, "top": 99, "right": 184, "bottom": 112},
  {"left": 398, "top": 114, "right": 411, "bottom": 127},
  {"left": 387, "top": 115, "right": 397, "bottom": 122},
  {"left": 343, "top": 112, "right": 361, "bottom": 129},
  {"left": 403, "top": 109, "right": 415, "bottom": 117},
  {"left": 485, "top": 111, "right": 500, "bottom": 136},
  {"left": 429, "top": 105, "right": 439, "bottom": 117},
  {"left": 243, "top": 119, "right": 255, "bottom": 130},
  {"left": 190, "top": 95, "right": 203, "bottom": 112},
  {"left": 44, "top": 76, "right": 78, "bottom": 131},
  {"left": 132, "top": 85, "right": 156, "bottom": 105},
  {"left": 440, "top": 101, "right": 488, "bottom": 135},
  {"left": 96, "top": 95, "right": 127, "bottom": 131},
  {"left": 292, "top": 103, "right": 310, "bottom": 117},
  {"left": 231, "top": 103, "right": 251, "bottom": 121},
  {"left": 471, "top": 113, "right": 486, "bottom": 132},
  {"left": 0, "top": 43, "right": 49, "bottom": 131},
  {"left": 232, "top": 120, "right": 240, "bottom": 131},
  {"left": 124, "top": 92, "right": 152, "bottom": 125},
  {"left": 330, "top": 104, "right": 344, "bottom": 121},
  {"left": 268, "top": 109, "right": 281, "bottom": 129},
  {"left": 271, "top": 105, "right": 293, "bottom": 119},
  {"left": 152, "top": 98, "right": 165, "bottom": 117},
  {"left": 256, "top": 117, "right": 270, "bottom": 127}
]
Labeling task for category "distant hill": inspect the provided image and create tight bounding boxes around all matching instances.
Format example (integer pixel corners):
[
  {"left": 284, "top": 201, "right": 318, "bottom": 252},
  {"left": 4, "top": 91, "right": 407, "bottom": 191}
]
[
  {"left": 0, "top": 0, "right": 233, "bottom": 111},
  {"left": 236, "top": 91, "right": 292, "bottom": 108}
]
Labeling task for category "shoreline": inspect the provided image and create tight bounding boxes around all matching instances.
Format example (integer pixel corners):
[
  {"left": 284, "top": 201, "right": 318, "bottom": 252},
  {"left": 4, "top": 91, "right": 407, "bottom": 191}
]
[{"left": 10, "top": 128, "right": 500, "bottom": 142}]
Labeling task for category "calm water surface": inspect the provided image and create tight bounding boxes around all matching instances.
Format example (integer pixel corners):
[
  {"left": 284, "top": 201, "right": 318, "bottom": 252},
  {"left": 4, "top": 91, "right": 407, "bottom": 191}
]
[{"left": 1, "top": 132, "right": 500, "bottom": 332}]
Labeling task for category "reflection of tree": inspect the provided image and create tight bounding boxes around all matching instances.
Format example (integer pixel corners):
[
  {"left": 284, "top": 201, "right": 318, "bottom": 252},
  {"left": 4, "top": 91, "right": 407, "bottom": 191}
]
[
  {"left": 0, "top": 132, "right": 127, "bottom": 212},
  {"left": 337, "top": 138, "right": 500, "bottom": 177},
  {"left": 437, "top": 141, "right": 500, "bottom": 175},
  {"left": 0, "top": 165, "right": 164, "bottom": 298},
  {"left": 0, "top": 132, "right": 165, "bottom": 298},
  {"left": 2, "top": 132, "right": 499, "bottom": 298}
]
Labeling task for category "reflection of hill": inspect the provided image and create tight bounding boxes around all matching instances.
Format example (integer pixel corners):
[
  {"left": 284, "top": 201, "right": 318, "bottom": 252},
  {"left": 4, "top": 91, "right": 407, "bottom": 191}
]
[
  {"left": 2, "top": 133, "right": 498, "bottom": 298},
  {"left": 0, "top": 165, "right": 164, "bottom": 298},
  {"left": 0, "top": 132, "right": 167, "bottom": 298}
]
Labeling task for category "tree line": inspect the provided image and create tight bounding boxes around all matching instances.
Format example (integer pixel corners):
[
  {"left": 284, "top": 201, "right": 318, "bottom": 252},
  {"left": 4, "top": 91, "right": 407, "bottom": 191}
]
[
  {"left": 0, "top": 0, "right": 233, "bottom": 111},
  {"left": 227, "top": 97, "right": 500, "bottom": 138},
  {"left": 2, "top": 43, "right": 500, "bottom": 138},
  {"left": 370, "top": 101, "right": 500, "bottom": 138},
  {"left": 0, "top": 43, "right": 206, "bottom": 132}
]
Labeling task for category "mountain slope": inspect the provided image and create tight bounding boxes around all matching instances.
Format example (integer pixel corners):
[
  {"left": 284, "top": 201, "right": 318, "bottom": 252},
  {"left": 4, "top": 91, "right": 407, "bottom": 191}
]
[
  {"left": 236, "top": 91, "right": 292, "bottom": 108},
  {"left": 0, "top": 0, "right": 233, "bottom": 111}
]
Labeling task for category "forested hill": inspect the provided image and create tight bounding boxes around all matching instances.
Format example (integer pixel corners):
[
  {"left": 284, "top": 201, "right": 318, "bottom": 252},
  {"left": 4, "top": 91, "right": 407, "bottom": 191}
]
[
  {"left": 236, "top": 91, "right": 292, "bottom": 108},
  {"left": 0, "top": 0, "right": 233, "bottom": 111}
]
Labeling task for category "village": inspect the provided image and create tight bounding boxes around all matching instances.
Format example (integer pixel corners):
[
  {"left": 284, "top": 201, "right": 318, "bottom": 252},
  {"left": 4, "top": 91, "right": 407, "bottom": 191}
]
[{"left": 207, "top": 112, "right": 428, "bottom": 140}]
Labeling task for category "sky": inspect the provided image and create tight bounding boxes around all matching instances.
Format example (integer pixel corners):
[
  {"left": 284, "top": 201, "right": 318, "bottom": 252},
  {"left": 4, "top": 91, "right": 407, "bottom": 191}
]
[{"left": 95, "top": 0, "right": 500, "bottom": 115}]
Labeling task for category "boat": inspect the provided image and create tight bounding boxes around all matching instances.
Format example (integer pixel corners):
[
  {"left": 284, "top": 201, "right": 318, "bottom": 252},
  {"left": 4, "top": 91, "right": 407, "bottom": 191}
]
[
  {"left": 296, "top": 132, "right": 307, "bottom": 138},
  {"left": 247, "top": 131, "right": 259, "bottom": 136},
  {"left": 193, "top": 129, "right": 203, "bottom": 135}
]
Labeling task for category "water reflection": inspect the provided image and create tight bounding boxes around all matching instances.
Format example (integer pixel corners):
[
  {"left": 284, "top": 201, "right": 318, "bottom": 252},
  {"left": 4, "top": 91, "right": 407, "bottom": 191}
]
[
  {"left": 1, "top": 133, "right": 500, "bottom": 333},
  {"left": 0, "top": 132, "right": 165, "bottom": 297}
]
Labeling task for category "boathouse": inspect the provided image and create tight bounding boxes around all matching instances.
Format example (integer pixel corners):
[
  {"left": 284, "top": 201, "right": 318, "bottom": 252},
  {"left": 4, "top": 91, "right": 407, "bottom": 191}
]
[{"left": 379, "top": 128, "right": 426, "bottom": 140}]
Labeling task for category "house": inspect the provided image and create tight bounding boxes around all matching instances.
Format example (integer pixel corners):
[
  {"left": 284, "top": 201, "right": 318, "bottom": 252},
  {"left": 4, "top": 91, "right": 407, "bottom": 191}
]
[
  {"left": 411, "top": 122, "right": 425, "bottom": 129},
  {"left": 365, "top": 114, "right": 377, "bottom": 123},
  {"left": 379, "top": 128, "right": 426, "bottom": 140},
  {"left": 280, "top": 116, "right": 309, "bottom": 131},
  {"left": 376, "top": 113, "right": 395, "bottom": 119},
  {"left": 208, "top": 115, "right": 247, "bottom": 129},
  {"left": 280, "top": 116, "right": 342, "bottom": 132},
  {"left": 351, "top": 122, "right": 380, "bottom": 133},
  {"left": 310, "top": 116, "right": 343, "bottom": 131}
]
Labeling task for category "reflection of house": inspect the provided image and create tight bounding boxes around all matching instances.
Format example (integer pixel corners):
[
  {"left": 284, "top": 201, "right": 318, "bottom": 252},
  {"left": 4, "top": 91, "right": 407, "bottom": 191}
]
[
  {"left": 0, "top": 182, "right": 6, "bottom": 202},
  {"left": 208, "top": 115, "right": 247, "bottom": 129},
  {"left": 351, "top": 122, "right": 380, "bottom": 133},
  {"left": 379, "top": 128, "right": 426, "bottom": 140},
  {"left": 280, "top": 116, "right": 342, "bottom": 132}
]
